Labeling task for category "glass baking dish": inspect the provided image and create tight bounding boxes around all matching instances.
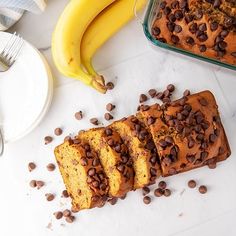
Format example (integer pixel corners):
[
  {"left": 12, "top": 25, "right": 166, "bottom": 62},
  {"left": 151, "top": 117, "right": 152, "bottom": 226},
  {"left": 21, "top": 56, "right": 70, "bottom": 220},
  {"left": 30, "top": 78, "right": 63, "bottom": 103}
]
[{"left": 143, "top": 0, "right": 236, "bottom": 71}]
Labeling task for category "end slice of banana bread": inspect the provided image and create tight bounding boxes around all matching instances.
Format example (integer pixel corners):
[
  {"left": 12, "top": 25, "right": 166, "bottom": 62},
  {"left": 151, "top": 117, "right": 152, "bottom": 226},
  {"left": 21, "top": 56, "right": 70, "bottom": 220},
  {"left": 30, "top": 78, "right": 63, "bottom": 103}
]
[
  {"left": 54, "top": 139, "right": 109, "bottom": 211},
  {"left": 110, "top": 115, "right": 161, "bottom": 189},
  {"left": 137, "top": 91, "right": 231, "bottom": 176},
  {"left": 77, "top": 127, "right": 134, "bottom": 197}
]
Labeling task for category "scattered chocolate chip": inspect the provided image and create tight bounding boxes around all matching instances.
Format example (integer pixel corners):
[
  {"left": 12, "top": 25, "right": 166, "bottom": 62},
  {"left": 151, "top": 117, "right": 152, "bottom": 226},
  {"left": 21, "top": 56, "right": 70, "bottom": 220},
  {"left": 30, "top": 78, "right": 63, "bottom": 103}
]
[
  {"left": 213, "top": 0, "right": 221, "bottom": 8},
  {"left": 75, "top": 111, "right": 83, "bottom": 120},
  {"left": 198, "top": 33, "right": 208, "bottom": 42},
  {"left": 143, "top": 196, "right": 151, "bottom": 204},
  {"left": 29, "top": 180, "right": 37, "bottom": 188},
  {"left": 92, "top": 158, "right": 100, "bottom": 167},
  {"left": 104, "top": 113, "right": 113, "bottom": 121},
  {"left": 28, "top": 162, "right": 36, "bottom": 172},
  {"left": 105, "top": 128, "right": 113, "bottom": 136},
  {"left": 169, "top": 14, "right": 176, "bottom": 22},
  {"left": 174, "top": 10, "right": 183, "bottom": 20},
  {"left": 186, "top": 37, "right": 194, "bottom": 45},
  {"left": 171, "top": 0, "right": 179, "bottom": 9},
  {"left": 164, "top": 6, "right": 171, "bottom": 15},
  {"left": 160, "top": 1, "right": 167, "bottom": 9},
  {"left": 158, "top": 181, "right": 167, "bottom": 189},
  {"left": 46, "top": 163, "right": 56, "bottom": 172},
  {"left": 189, "top": 23, "right": 198, "bottom": 33},
  {"left": 63, "top": 209, "right": 71, "bottom": 217},
  {"left": 220, "top": 30, "right": 229, "bottom": 38},
  {"left": 65, "top": 215, "right": 75, "bottom": 223},
  {"left": 174, "top": 25, "right": 182, "bottom": 33},
  {"left": 152, "top": 27, "right": 161, "bottom": 36},
  {"left": 199, "top": 45, "right": 207, "bottom": 52},
  {"left": 44, "top": 136, "right": 53, "bottom": 145},
  {"left": 148, "top": 89, "right": 157, "bottom": 98},
  {"left": 164, "top": 189, "right": 171, "bottom": 197},
  {"left": 80, "top": 157, "right": 88, "bottom": 166},
  {"left": 90, "top": 118, "right": 99, "bottom": 125},
  {"left": 185, "top": 14, "right": 193, "bottom": 24},
  {"left": 62, "top": 190, "right": 69, "bottom": 198},
  {"left": 36, "top": 180, "right": 45, "bottom": 189},
  {"left": 188, "top": 180, "right": 196, "bottom": 188},
  {"left": 142, "top": 186, "right": 150, "bottom": 196},
  {"left": 88, "top": 168, "right": 96, "bottom": 176},
  {"left": 54, "top": 211, "right": 63, "bottom": 220},
  {"left": 139, "top": 94, "right": 148, "bottom": 103},
  {"left": 208, "top": 160, "right": 217, "bottom": 169},
  {"left": 198, "top": 23, "right": 207, "bottom": 31},
  {"left": 45, "top": 193, "right": 55, "bottom": 201},
  {"left": 210, "top": 22, "right": 218, "bottom": 31},
  {"left": 106, "top": 82, "right": 114, "bottom": 90},
  {"left": 106, "top": 103, "right": 115, "bottom": 112},
  {"left": 167, "top": 84, "right": 175, "bottom": 92},
  {"left": 108, "top": 197, "right": 118, "bottom": 205},
  {"left": 54, "top": 127, "right": 63, "bottom": 136},
  {"left": 167, "top": 22, "right": 175, "bottom": 32},
  {"left": 64, "top": 135, "right": 71, "bottom": 142},
  {"left": 198, "top": 185, "right": 207, "bottom": 194},
  {"left": 154, "top": 188, "right": 163, "bottom": 197}
]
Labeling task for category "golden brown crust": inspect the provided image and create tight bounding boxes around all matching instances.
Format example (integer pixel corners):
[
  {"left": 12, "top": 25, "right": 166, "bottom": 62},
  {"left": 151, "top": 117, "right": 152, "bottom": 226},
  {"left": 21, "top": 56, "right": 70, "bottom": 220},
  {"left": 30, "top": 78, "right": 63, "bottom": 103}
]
[
  {"left": 54, "top": 139, "right": 109, "bottom": 210},
  {"left": 110, "top": 115, "right": 161, "bottom": 189},
  {"left": 137, "top": 90, "right": 231, "bottom": 176},
  {"left": 152, "top": 0, "right": 236, "bottom": 65},
  {"left": 78, "top": 127, "right": 134, "bottom": 197}
]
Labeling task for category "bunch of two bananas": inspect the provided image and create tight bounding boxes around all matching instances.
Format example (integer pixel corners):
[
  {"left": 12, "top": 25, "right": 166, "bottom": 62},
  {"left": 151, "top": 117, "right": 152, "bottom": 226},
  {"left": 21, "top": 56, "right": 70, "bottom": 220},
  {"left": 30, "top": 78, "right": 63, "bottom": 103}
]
[{"left": 52, "top": 0, "right": 147, "bottom": 94}]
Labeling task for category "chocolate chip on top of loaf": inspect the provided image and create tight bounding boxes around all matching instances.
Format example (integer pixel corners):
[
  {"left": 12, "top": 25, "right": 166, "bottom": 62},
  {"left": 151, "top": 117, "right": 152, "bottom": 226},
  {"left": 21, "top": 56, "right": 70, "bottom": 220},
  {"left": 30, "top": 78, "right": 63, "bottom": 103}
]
[
  {"left": 54, "top": 139, "right": 109, "bottom": 211},
  {"left": 137, "top": 90, "right": 231, "bottom": 176},
  {"left": 152, "top": 0, "right": 236, "bottom": 65},
  {"left": 111, "top": 115, "right": 161, "bottom": 189},
  {"left": 77, "top": 127, "right": 134, "bottom": 198}
]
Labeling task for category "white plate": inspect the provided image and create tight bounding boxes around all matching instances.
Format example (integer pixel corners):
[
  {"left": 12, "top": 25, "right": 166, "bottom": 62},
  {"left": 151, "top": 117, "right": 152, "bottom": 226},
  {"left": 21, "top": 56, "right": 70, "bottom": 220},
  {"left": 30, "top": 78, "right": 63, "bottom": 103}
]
[{"left": 0, "top": 32, "right": 53, "bottom": 143}]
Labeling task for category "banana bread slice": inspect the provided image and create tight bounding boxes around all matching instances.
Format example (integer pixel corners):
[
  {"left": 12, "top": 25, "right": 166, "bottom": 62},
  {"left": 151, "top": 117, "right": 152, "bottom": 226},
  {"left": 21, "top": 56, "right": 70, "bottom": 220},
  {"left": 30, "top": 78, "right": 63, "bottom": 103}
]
[
  {"left": 137, "top": 91, "right": 231, "bottom": 176},
  {"left": 54, "top": 139, "right": 109, "bottom": 211},
  {"left": 77, "top": 127, "right": 134, "bottom": 197},
  {"left": 110, "top": 115, "right": 161, "bottom": 189}
]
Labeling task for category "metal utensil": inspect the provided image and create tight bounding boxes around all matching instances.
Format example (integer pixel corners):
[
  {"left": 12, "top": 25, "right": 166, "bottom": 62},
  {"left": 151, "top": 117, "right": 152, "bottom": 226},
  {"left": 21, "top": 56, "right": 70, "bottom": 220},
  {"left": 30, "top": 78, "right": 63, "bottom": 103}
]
[{"left": 0, "top": 32, "right": 24, "bottom": 72}]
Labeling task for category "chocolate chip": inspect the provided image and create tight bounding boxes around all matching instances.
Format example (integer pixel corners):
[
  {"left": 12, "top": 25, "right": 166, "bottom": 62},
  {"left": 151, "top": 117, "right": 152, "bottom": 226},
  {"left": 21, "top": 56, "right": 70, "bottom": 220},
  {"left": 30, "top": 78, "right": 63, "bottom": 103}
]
[
  {"left": 163, "top": 156, "right": 172, "bottom": 166},
  {"left": 159, "top": 139, "right": 168, "bottom": 148},
  {"left": 66, "top": 215, "right": 75, "bottom": 223},
  {"left": 214, "top": 129, "right": 220, "bottom": 136},
  {"left": 36, "top": 180, "right": 45, "bottom": 189},
  {"left": 63, "top": 209, "right": 71, "bottom": 217},
  {"left": 108, "top": 197, "right": 118, "bottom": 205},
  {"left": 142, "top": 186, "right": 150, "bottom": 196},
  {"left": 148, "top": 89, "right": 157, "bottom": 98},
  {"left": 209, "top": 134, "right": 217, "bottom": 143},
  {"left": 143, "top": 196, "right": 151, "bottom": 204},
  {"left": 176, "top": 124, "right": 184, "bottom": 132},
  {"left": 152, "top": 27, "right": 161, "bottom": 36},
  {"left": 88, "top": 168, "right": 96, "bottom": 176},
  {"left": 186, "top": 36, "right": 194, "bottom": 45},
  {"left": 183, "top": 90, "right": 190, "bottom": 97},
  {"left": 64, "top": 135, "right": 71, "bottom": 142},
  {"left": 183, "top": 127, "right": 191, "bottom": 137},
  {"left": 106, "top": 103, "right": 115, "bottom": 112},
  {"left": 171, "top": 1, "right": 179, "bottom": 9},
  {"left": 105, "top": 128, "right": 113, "bottom": 136},
  {"left": 213, "top": 0, "right": 221, "bottom": 8},
  {"left": 158, "top": 181, "right": 167, "bottom": 189},
  {"left": 75, "top": 111, "right": 83, "bottom": 120},
  {"left": 46, "top": 163, "right": 55, "bottom": 172},
  {"left": 171, "top": 35, "right": 179, "bottom": 44},
  {"left": 210, "top": 22, "right": 218, "bottom": 31},
  {"left": 165, "top": 136, "right": 174, "bottom": 144},
  {"left": 198, "top": 23, "right": 207, "bottom": 31},
  {"left": 92, "top": 180, "right": 99, "bottom": 188},
  {"left": 100, "top": 183, "right": 107, "bottom": 191},
  {"left": 208, "top": 159, "right": 217, "bottom": 169},
  {"left": 154, "top": 188, "right": 163, "bottom": 197},
  {"left": 188, "top": 136, "right": 195, "bottom": 148},
  {"left": 196, "top": 133, "right": 204, "bottom": 141},
  {"left": 189, "top": 23, "right": 197, "bottom": 34},
  {"left": 29, "top": 180, "right": 37, "bottom": 188},
  {"left": 104, "top": 113, "right": 113, "bottom": 121},
  {"left": 146, "top": 141, "right": 155, "bottom": 150},
  {"left": 164, "top": 189, "right": 171, "bottom": 197},
  {"left": 168, "top": 168, "right": 177, "bottom": 175},
  {"left": 62, "top": 190, "right": 69, "bottom": 198},
  {"left": 28, "top": 162, "right": 36, "bottom": 172},
  {"left": 139, "top": 94, "right": 148, "bottom": 103},
  {"left": 198, "top": 185, "right": 207, "bottom": 194},
  {"left": 92, "top": 158, "right": 100, "bottom": 167},
  {"left": 147, "top": 116, "right": 155, "bottom": 125},
  {"left": 218, "top": 41, "right": 227, "bottom": 50},
  {"left": 44, "top": 136, "right": 53, "bottom": 145},
  {"left": 150, "top": 155, "right": 157, "bottom": 164},
  {"left": 220, "top": 30, "right": 229, "bottom": 38},
  {"left": 106, "top": 82, "right": 114, "bottom": 90},
  {"left": 115, "top": 144, "right": 121, "bottom": 153},
  {"left": 199, "top": 45, "right": 207, "bottom": 52},
  {"left": 150, "top": 167, "right": 157, "bottom": 177},
  {"left": 186, "top": 155, "right": 195, "bottom": 163},
  {"left": 201, "top": 142, "right": 208, "bottom": 149},
  {"left": 198, "top": 33, "right": 208, "bottom": 42},
  {"left": 141, "top": 105, "right": 150, "bottom": 111},
  {"left": 90, "top": 118, "right": 99, "bottom": 125},
  {"left": 120, "top": 194, "right": 127, "bottom": 200},
  {"left": 199, "top": 98, "right": 208, "bottom": 106},
  {"left": 201, "top": 151, "right": 208, "bottom": 160},
  {"left": 188, "top": 180, "right": 196, "bottom": 188},
  {"left": 179, "top": 0, "right": 187, "bottom": 8},
  {"left": 80, "top": 157, "right": 88, "bottom": 166},
  {"left": 169, "top": 14, "right": 176, "bottom": 22},
  {"left": 185, "top": 14, "right": 193, "bottom": 24},
  {"left": 54, "top": 211, "right": 63, "bottom": 220},
  {"left": 159, "top": 38, "right": 167, "bottom": 43},
  {"left": 45, "top": 193, "right": 55, "bottom": 201},
  {"left": 231, "top": 52, "right": 236, "bottom": 58},
  {"left": 167, "top": 22, "right": 175, "bottom": 32},
  {"left": 195, "top": 9, "right": 203, "bottom": 20},
  {"left": 160, "top": 1, "right": 167, "bottom": 9},
  {"left": 164, "top": 6, "right": 171, "bottom": 15},
  {"left": 54, "top": 127, "right": 63, "bottom": 136},
  {"left": 156, "top": 92, "right": 164, "bottom": 99},
  {"left": 174, "top": 10, "right": 183, "bottom": 20}
]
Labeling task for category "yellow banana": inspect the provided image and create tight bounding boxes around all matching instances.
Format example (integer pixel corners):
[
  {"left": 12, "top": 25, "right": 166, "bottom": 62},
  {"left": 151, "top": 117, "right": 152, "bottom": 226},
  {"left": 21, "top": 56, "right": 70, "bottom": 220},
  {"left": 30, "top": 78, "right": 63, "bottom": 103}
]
[
  {"left": 81, "top": 0, "right": 147, "bottom": 76},
  {"left": 52, "top": 0, "right": 116, "bottom": 93}
]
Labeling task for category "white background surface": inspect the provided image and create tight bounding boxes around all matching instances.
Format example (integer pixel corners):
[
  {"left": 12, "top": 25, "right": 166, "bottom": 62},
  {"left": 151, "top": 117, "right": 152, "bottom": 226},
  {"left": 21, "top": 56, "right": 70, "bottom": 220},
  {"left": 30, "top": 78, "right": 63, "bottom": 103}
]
[{"left": 0, "top": 0, "right": 236, "bottom": 235}]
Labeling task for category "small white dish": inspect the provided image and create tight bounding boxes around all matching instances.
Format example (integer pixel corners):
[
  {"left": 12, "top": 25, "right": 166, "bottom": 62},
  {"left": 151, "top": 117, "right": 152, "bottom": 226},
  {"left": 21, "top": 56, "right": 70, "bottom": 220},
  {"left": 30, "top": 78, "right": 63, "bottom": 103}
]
[{"left": 0, "top": 32, "right": 53, "bottom": 143}]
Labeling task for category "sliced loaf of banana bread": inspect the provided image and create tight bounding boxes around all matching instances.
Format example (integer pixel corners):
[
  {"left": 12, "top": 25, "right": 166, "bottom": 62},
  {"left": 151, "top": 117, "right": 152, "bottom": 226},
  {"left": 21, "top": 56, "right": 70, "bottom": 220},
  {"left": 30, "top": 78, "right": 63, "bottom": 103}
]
[
  {"left": 110, "top": 115, "right": 161, "bottom": 189},
  {"left": 54, "top": 139, "right": 109, "bottom": 211}
]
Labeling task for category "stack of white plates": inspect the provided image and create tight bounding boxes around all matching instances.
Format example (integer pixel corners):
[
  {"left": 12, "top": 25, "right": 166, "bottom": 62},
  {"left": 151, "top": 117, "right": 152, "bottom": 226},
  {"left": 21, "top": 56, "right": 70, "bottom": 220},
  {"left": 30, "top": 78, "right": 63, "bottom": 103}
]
[{"left": 0, "top": 32, "right": 53, "bottom": 143}]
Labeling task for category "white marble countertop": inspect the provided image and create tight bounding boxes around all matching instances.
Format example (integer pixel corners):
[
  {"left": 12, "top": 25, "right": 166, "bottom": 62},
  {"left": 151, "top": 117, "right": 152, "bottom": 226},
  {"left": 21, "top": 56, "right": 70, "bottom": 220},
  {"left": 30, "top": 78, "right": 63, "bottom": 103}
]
[{"left": 1, "top": 1, "right": 236, "bottom": 235}]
